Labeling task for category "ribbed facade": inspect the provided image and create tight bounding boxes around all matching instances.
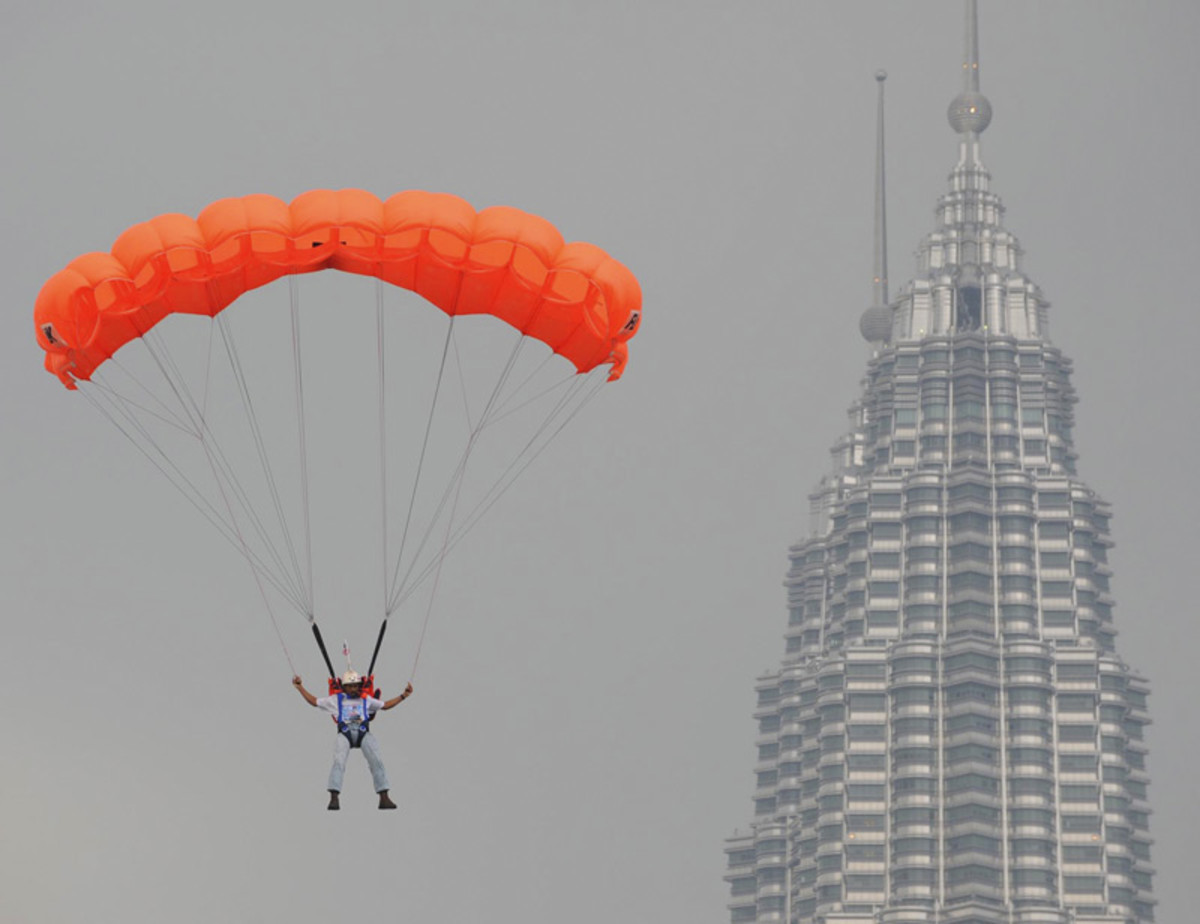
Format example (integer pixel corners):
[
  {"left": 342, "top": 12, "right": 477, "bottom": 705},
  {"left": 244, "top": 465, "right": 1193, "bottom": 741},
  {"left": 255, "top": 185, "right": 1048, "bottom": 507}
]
[{"left": 723, "top": 10, "right": 1156, "bottom": 924}]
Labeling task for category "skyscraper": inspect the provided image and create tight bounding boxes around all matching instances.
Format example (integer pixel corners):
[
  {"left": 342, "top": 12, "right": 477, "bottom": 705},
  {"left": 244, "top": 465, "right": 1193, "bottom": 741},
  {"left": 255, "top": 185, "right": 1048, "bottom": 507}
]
[{"left": 723, "top": 5, "right": 1156, "bottom": 923}]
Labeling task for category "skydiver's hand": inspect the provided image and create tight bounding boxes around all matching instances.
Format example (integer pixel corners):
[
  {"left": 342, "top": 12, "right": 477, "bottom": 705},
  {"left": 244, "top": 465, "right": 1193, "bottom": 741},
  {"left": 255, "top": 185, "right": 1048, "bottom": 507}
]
[
  {"left": 382, "top": 682, "right": 412, "bottom": 710},
  {"left": 292, "top": 675, "right": 303, "bottom": 687}
]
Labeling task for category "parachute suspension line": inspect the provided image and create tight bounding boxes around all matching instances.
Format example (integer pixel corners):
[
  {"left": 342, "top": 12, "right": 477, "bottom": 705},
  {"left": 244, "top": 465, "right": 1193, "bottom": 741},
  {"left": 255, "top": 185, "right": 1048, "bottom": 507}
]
[
  {"left": 78, "top": 383, "right": 307, "bottom": 675},
  {"left": 481, "top": 349, "right": 560, "bottom": 426},
  {"left": 212, "top": 314, "right": 312, "bottom": 611},
  {"left": 369, "top": 279, "right": 391, "bottom": 677},
  {"left": 200, "top": 432, "right": 300, "bottom": 675},
  {"left": 77, "top": 382, "right": 307, "bottom": 612},
  {"left": 466, "top": 368, "right": 601, "bottom": 517},
  {"left": 140, "top": 325, "right": 310, "bottom": 610},
  {"left": 384, "top": 315, "right": 458, "bottom": 613},
  {"left": 408, "top": 386, "right": 480, "bottom": 681},
  {"left": 475, "top": 328, "right": 531, "bottom": 426},
  {"left": 450, "top": 323, "right": 474, "bottom": 433},
  {"left": 166, "top": 318, "right": 308, "bottom": 609},
  {"left": 136, "top": 328, "right": 207, "bottom": 437},
  {"left": 161, "top": 324, "right": 303, "bottom": 672},
  {"left": 289, "top": 275, "right": 316, "bottom": 616},
  {"left": 101, "top": 356, "right": 196, "bottom": 434},
  {"left": 180, "top": 352, "right": 301, "bottom": 670},
  {"left": 138, "top": 327, "right": 278, "bottom": 570},
  {"left": 481, "top": 367, "right": 578, "bottom": 430},
  {"left": 376, "top": 279, "right": 389, "bottom": 619},
  {"left": 86, "top": 371, "right": 195, "bottom": 436},
  {"left": 203, "top": 437, "right": 300, "bottom": 676},
  {"left": 449, "top": 369, "right": 606, "bottom": 541},
  {"left": 402, "top": 362, "right": 606, "bottom": 664},
  {"left": 385, "top": 329, "right": 529, "bottom": 615},
  {"left": 390, "top": 368, "right": 606, "bottom": 612},
  {"left": 199, "top": 312, "right": 218, "bottom": 420},
  {"left": 146, "top": 325, "right": 216, "bottom": 431},
  {"left": 386, "top": 435, "right": 474, "bottom": 612},
  {"left": 417, "top": 372, "right": 607, "bottom": 595}
]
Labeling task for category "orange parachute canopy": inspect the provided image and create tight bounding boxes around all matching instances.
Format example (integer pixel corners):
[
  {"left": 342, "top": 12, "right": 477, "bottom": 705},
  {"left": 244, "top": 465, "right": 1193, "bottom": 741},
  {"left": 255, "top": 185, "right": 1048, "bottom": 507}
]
[{"left": 34, "top": 189, "right": 641, "bottom": 387}]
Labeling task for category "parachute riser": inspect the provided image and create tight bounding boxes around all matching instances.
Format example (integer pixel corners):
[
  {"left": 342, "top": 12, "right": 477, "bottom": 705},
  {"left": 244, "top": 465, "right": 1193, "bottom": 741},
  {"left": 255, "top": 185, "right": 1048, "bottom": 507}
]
[
  {"left": 311, "top": 623, "right": 337, "bottom": 680},
  {"left": 366, "top": 618, "right": 388, "bottom": 677}
]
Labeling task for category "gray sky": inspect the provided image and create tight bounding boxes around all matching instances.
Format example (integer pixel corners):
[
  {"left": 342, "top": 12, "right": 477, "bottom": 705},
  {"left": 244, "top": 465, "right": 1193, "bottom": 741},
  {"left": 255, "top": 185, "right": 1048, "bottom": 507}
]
[{"left": 2, "top": 2, "right": 1197, "bottom": 922}]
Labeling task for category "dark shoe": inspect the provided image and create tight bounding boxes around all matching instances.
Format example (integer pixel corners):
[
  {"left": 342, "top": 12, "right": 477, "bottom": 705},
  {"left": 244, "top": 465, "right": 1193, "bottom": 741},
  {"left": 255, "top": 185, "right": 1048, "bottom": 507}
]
[
  {"left": 327, "top": 791, "right": 340, "bottom": 811},
  {"left": 378, "top": 791, "right": 397, "bottom": 810}
]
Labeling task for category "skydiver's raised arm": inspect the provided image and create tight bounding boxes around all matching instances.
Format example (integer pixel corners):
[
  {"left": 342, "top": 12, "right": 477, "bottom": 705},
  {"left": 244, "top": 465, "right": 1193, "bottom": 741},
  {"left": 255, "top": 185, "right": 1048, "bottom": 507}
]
[
  {"left": 293, "top": 675, "right": 318, "bottom": 707},
  {"left": 382, "top": 683, "right": 414, "bottom": 710}
]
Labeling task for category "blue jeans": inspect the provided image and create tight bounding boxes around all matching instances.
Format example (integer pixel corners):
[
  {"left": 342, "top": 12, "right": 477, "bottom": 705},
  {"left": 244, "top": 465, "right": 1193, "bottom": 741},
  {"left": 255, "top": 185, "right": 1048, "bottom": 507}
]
[{"left": 327, "top": 731, "right": 390, "bottom": 793}]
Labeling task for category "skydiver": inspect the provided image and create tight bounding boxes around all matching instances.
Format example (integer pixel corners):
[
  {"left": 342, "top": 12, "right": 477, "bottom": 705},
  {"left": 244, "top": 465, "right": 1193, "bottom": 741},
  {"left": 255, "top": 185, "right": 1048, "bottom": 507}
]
[{"left": 292, "top": 671, "right": 414, "bottom": 810}]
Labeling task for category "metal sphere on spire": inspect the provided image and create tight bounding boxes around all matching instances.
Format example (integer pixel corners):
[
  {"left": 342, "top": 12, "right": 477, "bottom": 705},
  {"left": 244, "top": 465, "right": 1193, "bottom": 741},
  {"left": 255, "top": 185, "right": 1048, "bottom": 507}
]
[{"left": 948, "top": 90, "right": 992, "bottom": 134}]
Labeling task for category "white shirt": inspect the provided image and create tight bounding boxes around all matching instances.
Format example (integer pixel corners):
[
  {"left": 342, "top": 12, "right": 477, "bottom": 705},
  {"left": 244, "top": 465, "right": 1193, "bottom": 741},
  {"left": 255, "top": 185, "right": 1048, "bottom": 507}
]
[{"left": 315, "top": 694, "right": 384, "bottom": 728}]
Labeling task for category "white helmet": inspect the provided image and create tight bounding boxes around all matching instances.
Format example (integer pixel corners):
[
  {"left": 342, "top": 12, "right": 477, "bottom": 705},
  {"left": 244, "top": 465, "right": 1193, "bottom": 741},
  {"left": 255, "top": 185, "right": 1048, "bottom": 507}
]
[{"left": 341, "top": 670, "right": 362, "bottom": 686}]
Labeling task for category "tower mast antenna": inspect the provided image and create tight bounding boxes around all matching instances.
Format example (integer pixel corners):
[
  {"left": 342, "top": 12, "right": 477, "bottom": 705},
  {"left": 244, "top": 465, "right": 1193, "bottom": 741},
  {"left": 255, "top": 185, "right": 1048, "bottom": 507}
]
[
  {"left": 873, "top": 70, "right": 889, "bottom": 308},
  {"left": 964, "top": 0, "right": 981, "bottom": 94},
  {"left": 859, "top": 70, "right": 892, "bottom": 346}
]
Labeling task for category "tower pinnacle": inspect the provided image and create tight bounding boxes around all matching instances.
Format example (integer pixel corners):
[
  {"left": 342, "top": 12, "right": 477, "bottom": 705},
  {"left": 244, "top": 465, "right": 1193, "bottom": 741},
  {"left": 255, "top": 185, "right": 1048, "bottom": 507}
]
[{"left": 947, "top": 0, "right": 992, "bottom": 138}]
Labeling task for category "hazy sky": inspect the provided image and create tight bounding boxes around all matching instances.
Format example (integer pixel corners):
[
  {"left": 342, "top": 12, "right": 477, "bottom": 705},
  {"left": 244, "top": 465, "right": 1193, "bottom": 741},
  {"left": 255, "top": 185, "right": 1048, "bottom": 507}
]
[{"left": 2, "top": 2, "right": 1197, "bottom": 923}]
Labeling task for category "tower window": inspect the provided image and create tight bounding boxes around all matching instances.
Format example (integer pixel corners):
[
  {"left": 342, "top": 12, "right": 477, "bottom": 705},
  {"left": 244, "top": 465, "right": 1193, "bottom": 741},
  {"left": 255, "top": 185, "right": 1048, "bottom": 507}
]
[{"left": 956, "top": 285, "right": 983, "bottom": 330}]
